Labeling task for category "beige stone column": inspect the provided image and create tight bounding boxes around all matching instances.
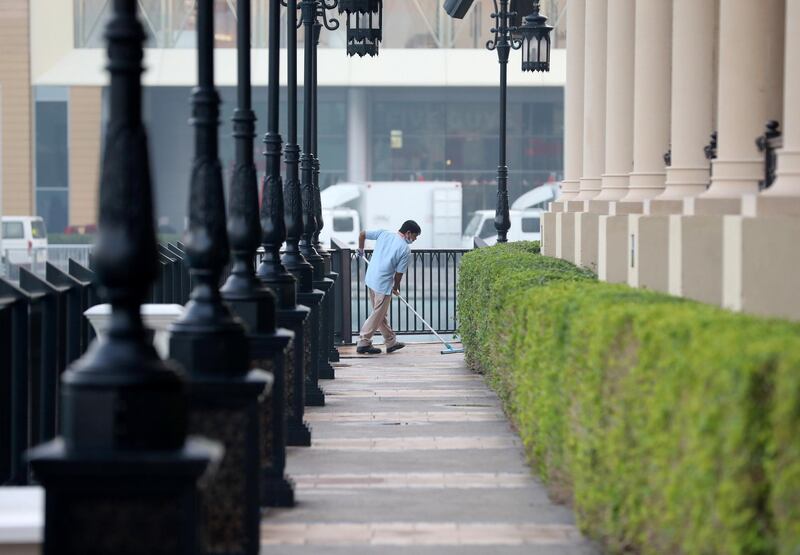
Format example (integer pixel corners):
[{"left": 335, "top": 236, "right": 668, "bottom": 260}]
[
  {"left": 594, "top": 0, "right": 635, "bottom": 282},
  {"left": 629, "top": 0, "right": 717, "bottom": 292},
  {"left": 570, "top": 0, "right": 606, "bottom": 271},
  {"left": 569, "top": 0, "right": 606, "bottom": 206},
  {"left": 590, "top": 0, "right": 634, "bottom": 210},
  {"left": 648, "top": 0, "right": 717, "bottom": 214},
  {"left": 558, "top": 0, "right": 585, "bottom": 204},
  {"left": 722, "top": 0, "right": 800, "bottom": 321},
  {"left": 618, "top": 0, "right": 672, "bottom": 208},
  {"left": 692, "top": 0, "right": 784, "bottom": 215},
  {"left": 545, "top": 0, "right": 585, "bottom": 258},
  {"left": 743, "top": 0, "right": 800, "bottom": 216}
]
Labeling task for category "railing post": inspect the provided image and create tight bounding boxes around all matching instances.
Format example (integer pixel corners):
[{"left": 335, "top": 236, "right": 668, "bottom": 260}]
[
  {"left": 68, "top": 259, "right": 99, "bottom": 349},
  {"left": 18, "top": 268, "right": 62, "bottom": 443},
  {"left": 0, "top": 279, "right": 30, "bottom": 485},
  {"left": 45, "top": 262, "right": 83, "bottom": 365},
  {"left": 331, "top": 238, "right": 352, "bottom": 346}
]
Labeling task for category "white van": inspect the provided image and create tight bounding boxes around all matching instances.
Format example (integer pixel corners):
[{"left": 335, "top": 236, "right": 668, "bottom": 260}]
[
  {"left": 462, "top": 209, "right": 543, "bottom": 247},
  {"left": 461, "top": 184, "right": 559, "bottom": 247},
  {"left": 1, "top": 216, "right": 49, "bottom": 270},
  {"left": 320, "top": 207, "right": 361, "bottom": 249}
]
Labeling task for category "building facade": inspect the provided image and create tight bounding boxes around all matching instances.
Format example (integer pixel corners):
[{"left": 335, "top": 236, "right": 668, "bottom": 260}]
[
  {"left": 1, "top": 0, "right": 566, "bottom": 235},
  {"left": 543, "top": 0, "right": 800, "bottom": 320}
]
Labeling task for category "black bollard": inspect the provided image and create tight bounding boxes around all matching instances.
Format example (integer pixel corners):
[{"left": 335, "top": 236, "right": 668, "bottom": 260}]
[
  {"left": 256, "top": 0, "right": 313, "bottom": 447},
  {"left": 28, "top": 1, "right": 220, "bottom": 553},
  {"left": 220, "top": 0, "right": 295, "bottom": 507},
  {"left": 168, "top": 1, "right": 271, "bottom": 553}
]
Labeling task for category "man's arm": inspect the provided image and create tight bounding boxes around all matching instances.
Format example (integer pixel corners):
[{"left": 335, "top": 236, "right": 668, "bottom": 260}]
[
  {"left": 393, "top": 272, "right": 403, "bottom": 295},
  {"left": 358, "top": 230, "right": 366, "bottom": 256}
]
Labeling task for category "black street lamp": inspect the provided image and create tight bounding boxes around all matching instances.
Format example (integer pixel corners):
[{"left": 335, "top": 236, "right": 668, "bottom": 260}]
[
  {"left": 485, "top": 0, "right": 552, "bottom": 242},
  {"left": 220, "top": 0, "right": 295, "bottom": 508},
  {"left": 27, "top": 1, "right": 219, "bottom": 552},
  {"left": 168, "top": 0, "right": 271, "bottom": 552},
  {"left": 339, "top": 0, "right": 383, "bottom": 57},
  {"left": 258, "top": 0, "right": 313, "bottom": 449}
]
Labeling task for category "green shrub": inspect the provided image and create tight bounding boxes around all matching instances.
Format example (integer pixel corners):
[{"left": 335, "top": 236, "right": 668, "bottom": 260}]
[{"left": 458, "top": 244, "right": 800, "bottom": 555}]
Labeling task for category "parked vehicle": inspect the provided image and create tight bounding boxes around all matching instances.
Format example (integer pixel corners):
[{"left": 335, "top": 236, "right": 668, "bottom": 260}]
[
  {"left": 1, "top": 216, "right": 48, "bottom": 270},
  {"left": 320, "top": 181, "right": 463, "bottom": 249},
  {"left": 461, "top": 183, "right": 559, "bottom": 247}
]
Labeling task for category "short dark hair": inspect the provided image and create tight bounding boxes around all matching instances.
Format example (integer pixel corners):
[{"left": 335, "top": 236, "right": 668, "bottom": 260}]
[{"left": 399, "top": 220, "right": 421, "bottom": 235}]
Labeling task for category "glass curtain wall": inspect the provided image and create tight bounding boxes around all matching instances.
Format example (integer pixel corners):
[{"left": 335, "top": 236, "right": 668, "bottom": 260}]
[{"left": 34, "top": 88, "right": 70, "bottom": 234}]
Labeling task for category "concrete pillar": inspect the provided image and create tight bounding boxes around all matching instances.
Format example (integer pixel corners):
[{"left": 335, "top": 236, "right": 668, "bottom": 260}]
[
  {"left": 571, "top": 0, "right": 607, "bottom": 271},
  {"left": 618, "top": 0, "right": 672, "bottom": 209},
  {"left": 544, "top": 0, "right": 585, "bottom": 257},
  {"left": 691, "top": 0, "right": 784, "bottom": 216},
  {"left": 743, "top": 0, "right": 800, "bottom": 217},
  {"left": 548, "top": 0, "right": 585, "bottom": 260},
  {"left": 593, "top": 0, "right": 635, "bottom": 282},
  {"left": 648, "top": 0, "right": 717, "bottom": 215},
  {"left": 630, "top": 0, "right": 717, "bottom": 292},
  {"left": 590, "top": 0, "right": 634, "bottom": 211},
  {"left": 558, "top": 0, "right": 585, "bottom": 205},
  {"left": 571, "top": 0, "right": 606, "bottom": 205},
  {"left": 722, "top": 1, "right": 800, "bottom": 321},
  {"left": 346, "top": 87, "right": 368, "bottom": 183}
]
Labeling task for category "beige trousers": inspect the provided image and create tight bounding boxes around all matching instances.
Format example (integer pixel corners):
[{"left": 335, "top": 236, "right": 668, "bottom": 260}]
[{"left": 357, "top": 288, "right": 398, "bottom": 348}]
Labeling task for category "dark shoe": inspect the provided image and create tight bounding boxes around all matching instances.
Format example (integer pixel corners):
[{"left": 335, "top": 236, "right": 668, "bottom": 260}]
[
  {"left": 357, "top": 345, "right": 382, "bottom": 355},
  {"left": 386, "top": 343, "right": 406, "bottom": 354}
]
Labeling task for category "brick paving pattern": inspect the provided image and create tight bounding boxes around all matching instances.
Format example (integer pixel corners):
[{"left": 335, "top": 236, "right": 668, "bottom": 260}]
[{"left": 260, "top": 343, "right": 598, "bottom": 554}]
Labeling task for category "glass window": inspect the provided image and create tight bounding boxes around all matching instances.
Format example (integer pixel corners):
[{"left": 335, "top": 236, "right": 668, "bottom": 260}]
[
  {"left": 333, "top": 216, "right": 355, "bottom": 232},
  {"left": 31, "top": 220, "right": 48, "bottom": 238},
  {"left": 36, "top": 191, "right": 69, "bottom": 235},
  {"left": 36, "top": 101, "right": 69, "bottom": 191},
  {"left": 2, "top": 222, "right": 24, "bottom": 239},
  {"left": 479, "top": 219, "right": 496, "bottom": 239},
  {"left": 521, "top": 217, "right": 540, "bottom": 233},
  {"left": 463, "top": 213, "right": 482, "bottom": 236}
]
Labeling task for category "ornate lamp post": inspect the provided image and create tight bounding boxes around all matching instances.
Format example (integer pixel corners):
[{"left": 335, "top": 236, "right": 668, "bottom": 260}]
[
  {"left": 310, "top": 1, "right": 340, "bottom": 379},
  {"left": 486, "top": 0, "right": 552, "bottom": 242},
  {"left": 220, "top": 0, "right": 295, "bottom": 507},
  {"left": 258, "top": 0, "right": 313, "bottom": 449},
  {"left": 28, "top": 1, "right": 219, "bottom": 552},
  {"left": 283, "top": 0, "right": 327, "bottom": 407},
  {"left": 168, "top": 0, "right": 271, "bottom": 552},
  {"left": 339, "top": 0, "right": 383, "bottom": 57}
]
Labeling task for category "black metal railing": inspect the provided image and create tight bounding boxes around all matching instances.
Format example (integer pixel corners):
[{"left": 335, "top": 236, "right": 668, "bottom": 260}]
[{"left": 341, "top": 247, "right": 469, "bottom": 338}]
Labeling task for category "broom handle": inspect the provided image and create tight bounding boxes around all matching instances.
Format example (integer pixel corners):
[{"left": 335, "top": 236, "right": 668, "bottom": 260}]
[{"left": 361, "top": 253, "right": 450, "bottom": 346}]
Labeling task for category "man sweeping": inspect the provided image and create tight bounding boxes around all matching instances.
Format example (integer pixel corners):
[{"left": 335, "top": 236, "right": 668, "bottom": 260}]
[{"left": 356, "top": 220, "right": 421, "bottom": 355}]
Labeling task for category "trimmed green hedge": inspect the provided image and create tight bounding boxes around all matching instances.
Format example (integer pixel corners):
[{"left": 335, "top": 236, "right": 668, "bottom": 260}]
[{"left": 458, "top": 242, "right": 800, "bottom": 555}]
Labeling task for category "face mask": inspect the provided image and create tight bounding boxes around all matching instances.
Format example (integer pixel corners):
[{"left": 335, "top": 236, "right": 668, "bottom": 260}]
[{"left": 405, "top": 236, "right": 414, "bottom": 244}]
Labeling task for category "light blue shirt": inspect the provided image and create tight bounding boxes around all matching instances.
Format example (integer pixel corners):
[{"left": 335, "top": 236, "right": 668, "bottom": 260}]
[{"left": 365, "top": 229, "right": 410, "bottom": 295}]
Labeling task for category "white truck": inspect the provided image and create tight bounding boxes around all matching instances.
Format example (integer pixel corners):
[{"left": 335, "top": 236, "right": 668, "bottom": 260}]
[
  {"left": 320, "top": 181, "right": 463, "bottom": 249},
  {"left": 461, "top": 184, "right": 560, "bottom": 247}
]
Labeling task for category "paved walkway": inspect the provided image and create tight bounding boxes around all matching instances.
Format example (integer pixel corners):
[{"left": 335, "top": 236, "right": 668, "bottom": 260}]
[{"left": 262, "top": 343, "right": 598, "bottom": 554}]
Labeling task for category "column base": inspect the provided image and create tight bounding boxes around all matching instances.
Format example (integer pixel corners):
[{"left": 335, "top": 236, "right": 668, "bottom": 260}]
[
  {"left": 188, "top": 371, "right": 271, "bottom": 555},
  {"left": 287, "top": 420, "right": 312, "bottom": 447},
  {"left": 261, "top": 475, "right": 296, "bottom": 508},
  {"left": 542, "top": 212, "right": 557, "bottom": 256},
  {"left": 629, "top": 214, "right": 670, "bottom": 292},
  {"left": 668, "top": 215, "right": 724, "bottom": 306},
  {"left": 575, "top": 212, "right": 599, "bottom": 272},
  {"left": 723, "top": 214, "right": 800, "bottom": 320},
  {"left": 598, "top": 215, "right": 628, "bottom": 283},
  {"left": 556, "top": 211, "right": 576, "bottom": 262},
  {"left": 28, "top": 438, "right": 219, "bottom": 555},
  {"left": 742, "top": 194, "right": 800, "bottom": 217}
]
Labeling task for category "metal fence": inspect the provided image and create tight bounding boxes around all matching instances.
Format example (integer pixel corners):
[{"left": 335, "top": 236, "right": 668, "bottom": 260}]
[{"left": 328, "top": 241, "right": 469, "bottom": 338}]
